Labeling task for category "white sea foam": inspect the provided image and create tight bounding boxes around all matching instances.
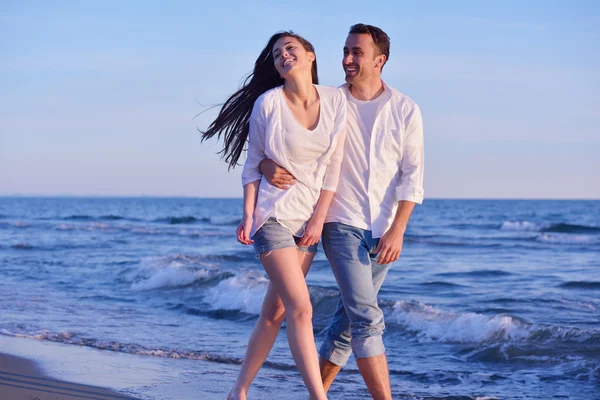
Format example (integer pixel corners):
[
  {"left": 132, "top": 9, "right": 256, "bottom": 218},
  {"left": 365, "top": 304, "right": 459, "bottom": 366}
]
[
  {"left": 500, "top": 221, "right": 541, "bottom": 231},
  {"left": 129, "top": 254, "right": 218, "bottom": 291},
  {"left": 389, "top": 301, "right": 530, "bottom": 343},
  {"left": 56, "top": 223, "right": 111, "bottom": 231},
  {"left": 131, "top": 267, "right": 211, "bottom": 291},
  {"left": 203, "top": 270, "right": 268, "bottom": 315},
  {"left": 536, "top": 233, "right": 598, "bottom": 244}
]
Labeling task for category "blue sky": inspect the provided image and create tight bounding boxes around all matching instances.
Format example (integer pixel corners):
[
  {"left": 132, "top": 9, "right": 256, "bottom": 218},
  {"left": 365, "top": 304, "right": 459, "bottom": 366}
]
[{"left": 1, "top": 0, "right": 598, "bottom": 198}]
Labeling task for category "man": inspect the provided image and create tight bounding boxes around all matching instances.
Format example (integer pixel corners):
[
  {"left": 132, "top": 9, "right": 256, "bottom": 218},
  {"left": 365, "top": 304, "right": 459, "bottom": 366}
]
[{"left": 260, "top": 23, "right": 424, "bottom": 399}]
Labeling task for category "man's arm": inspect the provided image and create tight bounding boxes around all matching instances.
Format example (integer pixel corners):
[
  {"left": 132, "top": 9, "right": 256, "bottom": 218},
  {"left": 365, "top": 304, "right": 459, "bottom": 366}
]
[
  {"left": 373, "top": 200, "right": 415, "bottom": 264},
  {"left": 259, "top": 159, "right": 296, "bottom": 189},
  {"left": 374, "top": 103, "right": 424, "bottom": 265}
]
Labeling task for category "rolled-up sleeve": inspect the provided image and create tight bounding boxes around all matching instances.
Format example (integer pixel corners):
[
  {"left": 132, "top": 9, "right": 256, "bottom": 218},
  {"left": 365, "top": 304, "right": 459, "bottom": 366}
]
[
  {"left": 241, "top": 102, "right": 266, "bottom": 186},
  {"left": 322, "top": 92, "right": 347, "bottom": 192},
  {"left": 395, "top": 104, "right": 424, "bottom": 204}
]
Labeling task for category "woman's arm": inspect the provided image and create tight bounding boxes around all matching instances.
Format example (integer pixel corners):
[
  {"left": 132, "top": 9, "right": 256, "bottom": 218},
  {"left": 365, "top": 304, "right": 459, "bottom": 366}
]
[
  {"left": 237, "top": 101, "right": 266, "bottom": 244},
  {"left": 237, "top": 180, "right": 260, "bottom": 244}
]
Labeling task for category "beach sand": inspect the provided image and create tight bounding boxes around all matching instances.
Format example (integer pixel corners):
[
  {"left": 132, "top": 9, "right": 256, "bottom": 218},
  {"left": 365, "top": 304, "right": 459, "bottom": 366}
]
[
  {"left": 0, "top": 335, "right": 310, "bottom": 400},
  {"left": 0, "top": 352, "right": 138, "bottom": 399}
]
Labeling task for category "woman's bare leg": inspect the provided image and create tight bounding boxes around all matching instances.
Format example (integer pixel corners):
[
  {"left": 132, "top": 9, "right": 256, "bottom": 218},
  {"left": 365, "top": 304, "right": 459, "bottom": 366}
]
[
  {"left": 228, "top": 250, "right": 315, "bottom": 400},
  {"left": 259, "top": 247, "right": 325, "bottom": 399}
]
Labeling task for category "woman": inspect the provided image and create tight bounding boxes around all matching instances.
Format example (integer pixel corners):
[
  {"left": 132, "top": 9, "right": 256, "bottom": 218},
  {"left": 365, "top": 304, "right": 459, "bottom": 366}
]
[{"left": 201, "top": 32, "right": 346, "bottom": 399}]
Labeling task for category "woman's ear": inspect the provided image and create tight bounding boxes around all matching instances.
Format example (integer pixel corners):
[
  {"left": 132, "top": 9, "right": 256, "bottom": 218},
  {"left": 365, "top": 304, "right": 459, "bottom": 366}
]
[{"left": 308, "top": 52, "right": 316, "bottom": 63}]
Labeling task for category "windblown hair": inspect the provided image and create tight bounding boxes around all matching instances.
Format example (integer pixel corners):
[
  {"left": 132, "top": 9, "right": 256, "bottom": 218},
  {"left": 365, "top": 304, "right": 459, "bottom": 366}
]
[
  {"left": 349, "top": 23, "right": 390, "bottom": 70},
  {"left": 200, "top": 31, "right": 318, "bottom": 169}
]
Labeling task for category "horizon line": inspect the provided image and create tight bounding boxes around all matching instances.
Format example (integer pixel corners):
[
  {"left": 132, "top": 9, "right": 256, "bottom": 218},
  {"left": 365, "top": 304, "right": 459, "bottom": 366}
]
[{"left": 0, "top": 194, "right": 599, "bottom": 201}]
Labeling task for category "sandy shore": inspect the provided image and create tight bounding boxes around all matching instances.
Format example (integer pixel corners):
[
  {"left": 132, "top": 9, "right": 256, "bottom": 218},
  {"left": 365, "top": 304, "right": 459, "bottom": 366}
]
[
  {"left": 0, "top": 335, "right": 295, "bottom": 400},
  {"left": 0, "top": 352, "right": 138, "bottom": 400}
]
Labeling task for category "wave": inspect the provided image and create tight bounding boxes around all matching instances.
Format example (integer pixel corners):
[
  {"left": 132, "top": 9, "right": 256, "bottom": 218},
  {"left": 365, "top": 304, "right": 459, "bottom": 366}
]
[
  {"left": 153, "top": 215, "right": 239, "bottom": 226},
  {"left": 435, "top": 270, "right": 514, "bottom": 278},
  {"left": 62, "top": 214, "right": 140, "bottom": 222},
  {"left": 500, "top": 221, "right": 540, "bottom": 232},
  {"left": 10, "top": 242, "right": 34, "bottom": 250},
  {"left": 544, "top": 223, "right": 600, "bottom": 234},
  {"left": 501, "top": 221, "right": 600, "bottom": 234},
  {"left": 420, "top": 281, "right": 469, "bottom": 288},
  {"left": 559, "top": 281, "right": 600, "bottom": 290},
  {"left": 44, "top": 214, "right": 238, "bottom": 226},
  {"left": 0, "top": 329, "right": 296, "bottom": 371},
  {"left": 536, "top": 234, "right": 600, "bottom": 245},
  {"left": 54, "top": 222, "right": 232, "bottom": 239},
  {"left": 207, "top": 216, "right": 240, "bottom": 226},
  {"left": 153, "top": 216, "right": 206, "bottom": 225},
  {"left": 0, "top": 220, "right": 31, "bottom": 229},
  {"left": 8, "top": 242, "right": 108, "bottom": 251},
  {"left": 124, "top": 254, "right": 230, "bottom": 291},
  {"left": 388, "top": 300, "right": 600, "bottom": 347},
  {"left": 203, "top": 270, "right": 269, "bottom": 315}
]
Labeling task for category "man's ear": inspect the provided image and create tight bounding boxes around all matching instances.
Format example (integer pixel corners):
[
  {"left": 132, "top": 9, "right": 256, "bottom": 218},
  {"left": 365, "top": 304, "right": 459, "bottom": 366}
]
[{"left": 375, "top": 54, "right": 387, "bottom": 69}]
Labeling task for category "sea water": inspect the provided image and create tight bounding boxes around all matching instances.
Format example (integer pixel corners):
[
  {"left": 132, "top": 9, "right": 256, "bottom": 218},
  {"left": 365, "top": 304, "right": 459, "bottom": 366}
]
[{"left": 0, "top": 197, "right": 598, "bottom": 399}]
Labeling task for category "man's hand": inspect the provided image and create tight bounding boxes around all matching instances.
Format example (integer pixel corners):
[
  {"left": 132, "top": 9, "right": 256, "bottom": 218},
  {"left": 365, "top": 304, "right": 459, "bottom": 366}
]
[
  {"left": 259, "top": 159, "right": 296, "bottom": 190},
  {"left": 373, "top": 226, "right": 405, "bottom": 265}
]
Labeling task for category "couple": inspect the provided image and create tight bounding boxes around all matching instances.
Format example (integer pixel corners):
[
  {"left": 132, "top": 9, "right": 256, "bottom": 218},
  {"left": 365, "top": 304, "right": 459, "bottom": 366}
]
[{"left": 202, "top": 23, "right": 424, "bottom": 399}]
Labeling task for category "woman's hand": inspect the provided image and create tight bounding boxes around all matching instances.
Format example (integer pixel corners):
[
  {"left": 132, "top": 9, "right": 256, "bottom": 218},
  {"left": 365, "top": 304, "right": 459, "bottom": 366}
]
[
  {"left": 297, "top": 216, "right": 324, "bottom": 247},
  {"left": 236, "top": 215, "right": 254, "bottom": 245}
]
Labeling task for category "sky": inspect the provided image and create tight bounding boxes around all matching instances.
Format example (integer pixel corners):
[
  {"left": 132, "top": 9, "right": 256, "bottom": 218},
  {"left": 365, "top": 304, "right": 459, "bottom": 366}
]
[{"left": 1, "top": 0, "right": 599, "bottom": 199}]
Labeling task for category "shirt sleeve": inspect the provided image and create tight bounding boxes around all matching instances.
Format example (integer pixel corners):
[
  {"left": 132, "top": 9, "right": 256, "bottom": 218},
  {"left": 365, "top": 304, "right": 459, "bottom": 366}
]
[
  {"left": 321, "top": 91, "right": 348, "bottom": 192},
  {"left": 395, "top": 103, "right": 424, "bottom": 204},
  {"left": 240, "top": 101, "right": 266, "bottom": 186}
]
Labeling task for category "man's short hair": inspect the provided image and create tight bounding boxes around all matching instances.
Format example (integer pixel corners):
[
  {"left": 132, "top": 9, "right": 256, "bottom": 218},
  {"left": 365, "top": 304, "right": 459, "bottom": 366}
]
[{"left": 349, "top": 23, "right": 390, "bottom": 69}]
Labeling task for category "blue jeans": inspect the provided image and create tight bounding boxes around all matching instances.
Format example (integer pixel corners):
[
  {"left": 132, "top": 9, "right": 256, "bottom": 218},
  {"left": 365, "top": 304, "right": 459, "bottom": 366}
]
[{"left": 319, "top": 222, "right": 391, "bottom": 366}]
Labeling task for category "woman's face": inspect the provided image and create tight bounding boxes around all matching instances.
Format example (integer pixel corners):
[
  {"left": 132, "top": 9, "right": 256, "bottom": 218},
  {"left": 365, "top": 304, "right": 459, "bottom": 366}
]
[{"left": 272, "top": 36, "right": 314, "bottom": 79}]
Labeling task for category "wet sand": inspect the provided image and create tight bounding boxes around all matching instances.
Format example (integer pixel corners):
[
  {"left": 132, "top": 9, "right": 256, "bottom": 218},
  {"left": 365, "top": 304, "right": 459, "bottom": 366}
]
[{"left": 0, "top": 353, "right": 138, "bottom": 400}]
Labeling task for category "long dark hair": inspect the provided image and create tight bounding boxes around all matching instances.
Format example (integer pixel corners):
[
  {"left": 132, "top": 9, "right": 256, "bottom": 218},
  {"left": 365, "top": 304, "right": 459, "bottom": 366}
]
[{"left": 199, "top": 31, "right": 318, "bottom": 169}]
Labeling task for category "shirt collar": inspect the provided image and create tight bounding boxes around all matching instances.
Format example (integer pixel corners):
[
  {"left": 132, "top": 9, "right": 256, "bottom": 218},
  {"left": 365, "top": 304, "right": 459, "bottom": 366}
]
[{"left": 341, "top": 80, "right": 393, "bottom": 103}]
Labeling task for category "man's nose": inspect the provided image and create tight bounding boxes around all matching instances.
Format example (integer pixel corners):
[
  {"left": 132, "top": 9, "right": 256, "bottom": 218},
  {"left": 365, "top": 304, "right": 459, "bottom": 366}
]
[{"left": 343, "top": 54, "right": 352, "bottom": 64}]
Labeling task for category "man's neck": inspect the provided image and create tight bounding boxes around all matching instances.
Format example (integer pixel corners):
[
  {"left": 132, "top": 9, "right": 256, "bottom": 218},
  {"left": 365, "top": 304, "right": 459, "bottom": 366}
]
[{"left": 349, "top": 78, "right": 384, "bottom": 101}]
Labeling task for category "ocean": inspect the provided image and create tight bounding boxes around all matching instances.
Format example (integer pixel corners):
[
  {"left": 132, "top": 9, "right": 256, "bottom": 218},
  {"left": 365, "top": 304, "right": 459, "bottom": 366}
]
[{"left": 0, "top": 197, "right": 598, "bottom": 399}]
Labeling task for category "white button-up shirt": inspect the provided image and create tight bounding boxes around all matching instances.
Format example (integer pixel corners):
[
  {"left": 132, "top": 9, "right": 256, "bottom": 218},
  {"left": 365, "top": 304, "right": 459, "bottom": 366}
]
[
  {"left": 325, "top": 81, "right": 424, "bottom": 238},
  {"left": 241, "top": 85, "right": 347, "bottom": 237}
]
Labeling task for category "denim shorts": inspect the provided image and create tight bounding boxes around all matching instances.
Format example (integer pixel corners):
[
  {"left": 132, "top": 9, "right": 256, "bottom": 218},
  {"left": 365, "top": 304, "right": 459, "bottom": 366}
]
[{"left": 252, "top": 218, "right": 318, "bottom": 256}]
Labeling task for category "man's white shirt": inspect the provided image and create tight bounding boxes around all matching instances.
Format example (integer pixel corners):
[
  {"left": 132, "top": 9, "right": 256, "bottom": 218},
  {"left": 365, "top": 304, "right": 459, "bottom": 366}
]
[{"left": 325, "top": 81, "right": 425, "bottom": 238}]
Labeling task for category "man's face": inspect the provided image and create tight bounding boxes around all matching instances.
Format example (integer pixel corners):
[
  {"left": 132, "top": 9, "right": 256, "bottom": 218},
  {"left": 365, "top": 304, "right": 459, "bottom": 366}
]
[{"left": 343, "top": 33, "right": 383, "bottom": 84}]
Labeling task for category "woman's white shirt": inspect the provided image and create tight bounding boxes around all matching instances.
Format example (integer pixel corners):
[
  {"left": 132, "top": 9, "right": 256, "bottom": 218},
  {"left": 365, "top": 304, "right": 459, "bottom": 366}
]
[{"left": 241, "top": 85, "right": 347, "bottom": 237}]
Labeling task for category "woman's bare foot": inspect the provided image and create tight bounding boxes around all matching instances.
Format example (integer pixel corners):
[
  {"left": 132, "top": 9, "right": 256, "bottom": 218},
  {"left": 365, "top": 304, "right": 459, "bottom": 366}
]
[{"left": 226, "top": 385, "right": 247, "bottom": 400}]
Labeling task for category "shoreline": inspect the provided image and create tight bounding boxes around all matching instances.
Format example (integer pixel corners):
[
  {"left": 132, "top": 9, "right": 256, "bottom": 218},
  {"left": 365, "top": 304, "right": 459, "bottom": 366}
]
[
  {"left": 0, "top": 335, "right": 292, "bottom": 400},
  {"left": 0, "top": 352, "right": 138, "bottom": 400}
]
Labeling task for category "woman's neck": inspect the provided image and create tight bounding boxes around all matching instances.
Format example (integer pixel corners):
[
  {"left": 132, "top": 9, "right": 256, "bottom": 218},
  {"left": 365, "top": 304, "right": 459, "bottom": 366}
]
[{"left": 283, "top": 74, "right": 316, "bottom": 107}]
